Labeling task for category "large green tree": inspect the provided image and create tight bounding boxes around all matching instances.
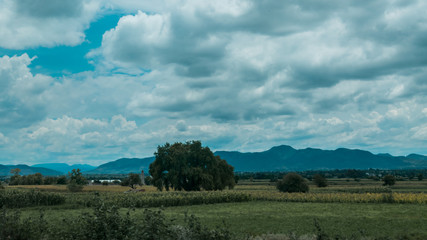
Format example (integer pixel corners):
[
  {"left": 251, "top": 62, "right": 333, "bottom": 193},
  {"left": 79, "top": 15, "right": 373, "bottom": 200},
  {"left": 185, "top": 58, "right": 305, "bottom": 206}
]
[{"left": 149, "top": 141, "right": 235, "bottom": 191}]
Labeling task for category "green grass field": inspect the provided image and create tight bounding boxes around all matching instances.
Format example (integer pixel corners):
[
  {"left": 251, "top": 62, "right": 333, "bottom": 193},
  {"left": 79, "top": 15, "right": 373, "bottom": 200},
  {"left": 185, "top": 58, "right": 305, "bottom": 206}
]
[{"left": 3, "top": 178, "right": 427, "bottom": 239}]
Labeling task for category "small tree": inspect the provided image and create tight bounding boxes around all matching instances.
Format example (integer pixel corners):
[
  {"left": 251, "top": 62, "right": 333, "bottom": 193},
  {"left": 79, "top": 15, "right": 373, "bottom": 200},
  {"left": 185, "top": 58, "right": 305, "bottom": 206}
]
[
  {"left": 122, "top": 173, "right": 142, "bottom": 189},
  {"left": 418, "top": 173, "right": 424, "bottom": 181},
  {"left": 67, "top": 169, "right": 87, "bottom": 192},
  {"left": 313, "top": 174, "right": 328, "bottom": 187},
  {"left": 9, "top": 168, "right": 22, "bottom": 185},
  {"left": 383, "top": 175, "right": 396, "bottom": 186},
  {"left": 277, "top": 173, "right": 309, "bottom": 193}
]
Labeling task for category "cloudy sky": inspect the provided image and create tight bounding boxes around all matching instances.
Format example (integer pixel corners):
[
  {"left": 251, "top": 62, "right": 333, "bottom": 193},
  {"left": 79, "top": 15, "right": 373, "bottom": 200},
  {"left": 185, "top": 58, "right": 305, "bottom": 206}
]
[{"left": 1, "top": 0, "right": 426, "bottom": 166}]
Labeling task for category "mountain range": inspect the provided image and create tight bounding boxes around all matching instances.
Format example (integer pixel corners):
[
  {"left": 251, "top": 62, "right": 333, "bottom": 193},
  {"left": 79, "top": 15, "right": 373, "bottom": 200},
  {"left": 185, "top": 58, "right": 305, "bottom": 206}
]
[
  {"left": 1, "top": 145, "right": 426, "bottom": 176},
  {"left": 215, "top": 145, "right": 427, "bottom": 172},
  {"left": 32, "top": 163, "right": 96, "bottom": 174},
  {"left": 0, "top": 164, "right": 62, "bottom": 176},
  {"left": 84, "top": 157, "right": 155, "bottom": 174}
]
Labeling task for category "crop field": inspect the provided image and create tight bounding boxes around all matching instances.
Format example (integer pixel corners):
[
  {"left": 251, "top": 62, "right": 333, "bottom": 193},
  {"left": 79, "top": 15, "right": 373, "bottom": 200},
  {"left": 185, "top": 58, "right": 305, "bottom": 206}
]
[{"left": 1, "top": 178, "right": 427, "bottom": 239}]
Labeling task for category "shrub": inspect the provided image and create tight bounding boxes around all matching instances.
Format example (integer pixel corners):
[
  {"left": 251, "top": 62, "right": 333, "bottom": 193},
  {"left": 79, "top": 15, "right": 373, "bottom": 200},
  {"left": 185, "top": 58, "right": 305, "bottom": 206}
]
[
  {"left": 313, "top": 174, "right": 328, "bottom": 187},
  {"left": 67, "top": 180, "right": 85, "bottom": 192},
  {"left": 57, "top": 175, "right": 67, "bottom": 185},
  {"left": 277, "top": 173, "right": 309, "bottom": 193},
  {"left": 383, "top": 175, "right": 396, "bottom": 186},
  {"left": 1, "top": 196, "right": 233, "bottom": 240},
  {"left": 0, "top": 208, "right": 49, "bottom": 240}
]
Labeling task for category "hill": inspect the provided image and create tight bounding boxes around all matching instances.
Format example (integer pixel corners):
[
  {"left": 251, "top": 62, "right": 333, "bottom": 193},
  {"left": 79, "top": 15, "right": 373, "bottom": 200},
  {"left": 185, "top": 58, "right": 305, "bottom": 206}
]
[
  {"left": 214, "top": 145, "right": 427, "bottom": 172},
  {"left": 85, "top": 157, "right": 155, "bottom": 174},
  {"left": 3, "top": 145, "right": 426, "bottom": 175},
  {"left": 32, "top": 163, "right": 96, "bottom": 174},
  {"left": 0, "top": 164, "right": 62, "bottom": 176}
]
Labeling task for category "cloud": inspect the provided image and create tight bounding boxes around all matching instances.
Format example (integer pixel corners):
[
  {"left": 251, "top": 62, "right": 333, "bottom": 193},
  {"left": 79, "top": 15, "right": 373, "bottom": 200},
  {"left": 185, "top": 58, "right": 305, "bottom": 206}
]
[
  {"left": 0, "top": 0, "right": 101, "bottom": 49},
  {"left": 95, "top": 1, "right": 427, "bottom": 84},
  {"left": 2, "top": 1, "right": 427, "bottom": 164},
  {"left": 0, "top": 54, "right": 52, "bottom": 129}
]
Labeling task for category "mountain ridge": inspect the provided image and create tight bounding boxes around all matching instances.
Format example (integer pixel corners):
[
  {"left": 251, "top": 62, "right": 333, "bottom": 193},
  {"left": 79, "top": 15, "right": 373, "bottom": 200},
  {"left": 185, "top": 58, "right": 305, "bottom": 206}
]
[
  {"left": 1, "top": 145, "right": 426, "bottom": 175},
  {"left": 0, "top": 164, "right": 62, "bottom": 176},
  {"left": 214, "top": 145, "right": 427, "bottom": 172},
  {"left": 32, "top": 163, "right": 96, "bottom": 174}
]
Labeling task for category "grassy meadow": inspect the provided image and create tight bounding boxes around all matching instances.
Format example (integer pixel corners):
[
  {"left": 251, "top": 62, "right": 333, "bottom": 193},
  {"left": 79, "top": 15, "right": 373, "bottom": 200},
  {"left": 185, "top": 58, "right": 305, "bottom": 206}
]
[{"left": 2, "top": 178, "right": 427, "bottom": 239}]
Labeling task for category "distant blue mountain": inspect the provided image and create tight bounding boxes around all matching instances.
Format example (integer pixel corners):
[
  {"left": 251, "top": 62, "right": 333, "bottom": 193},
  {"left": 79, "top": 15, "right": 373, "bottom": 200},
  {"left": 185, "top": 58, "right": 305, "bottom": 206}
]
[
  {"left": 3, "top": 145, "right": 426, "bottom": 175},
  {"left": 214, "top": 145, "right": 427, "bottom": 172},
  {"left": 32, "top": 163, "right": 96, "bottom": 174},
  {"left": 0, "top": 164, "right": 62, "bottom": 176},
  {"left": 85, "top": 157, "right": 155, "bottom": 174}
]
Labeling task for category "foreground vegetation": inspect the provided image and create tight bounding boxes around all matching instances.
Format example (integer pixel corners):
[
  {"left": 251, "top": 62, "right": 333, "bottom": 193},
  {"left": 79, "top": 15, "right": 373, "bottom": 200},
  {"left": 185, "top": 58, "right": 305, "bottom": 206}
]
[{"left": 1, "top": 178, "right": 427, "bottom": 239}]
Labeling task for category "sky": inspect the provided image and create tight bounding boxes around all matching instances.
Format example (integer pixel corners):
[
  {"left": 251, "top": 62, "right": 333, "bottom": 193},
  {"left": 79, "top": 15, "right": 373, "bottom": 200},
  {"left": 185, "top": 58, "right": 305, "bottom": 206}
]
[{"left": 0, "top": 0, "right": 426, "bottom": 166}]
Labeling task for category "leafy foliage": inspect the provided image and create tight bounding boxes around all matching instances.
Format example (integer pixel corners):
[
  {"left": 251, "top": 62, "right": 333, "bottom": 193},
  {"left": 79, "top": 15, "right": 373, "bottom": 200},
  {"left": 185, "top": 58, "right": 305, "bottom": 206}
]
[
  {"left": 277, "top": 173, "right": 309, "bottom": 193},
  {"left": 313, "top": 174, "right": 328, "bottom": 187},
  {"left": 67, "top": 169, "right": 88, "bottom": 192},
  {"left": 121, "top": 173, "right": 142, "bottom": 189},
  {"left": 150, "top": 141, "right": 235, "bottom": 191},
  {"left": 383, "top": 175, "right": 396, "bottom": 186},
  {"left": 0, "top": 197, "right": 233, "bottom": 240}
]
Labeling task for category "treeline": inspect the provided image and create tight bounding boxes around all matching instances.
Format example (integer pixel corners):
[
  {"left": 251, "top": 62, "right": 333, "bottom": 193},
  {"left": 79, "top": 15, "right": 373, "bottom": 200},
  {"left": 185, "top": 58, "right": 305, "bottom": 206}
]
[
  {"left": 8, "top": 173, "right": 67, "bottom": 185},
  {"left": 236, "top": 169, "right": 427, "bottom": 181}
]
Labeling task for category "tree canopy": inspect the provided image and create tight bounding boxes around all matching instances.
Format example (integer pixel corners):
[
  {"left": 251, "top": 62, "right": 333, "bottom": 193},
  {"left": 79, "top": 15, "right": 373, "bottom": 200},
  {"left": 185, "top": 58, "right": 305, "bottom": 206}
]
[
  {"left": 67, "top": 169, "right": 87, "bottom": 192},
  {"left": 149, "top": 141, "right": 235, "bottom": 191},
  {"left": 121, "top": 173, "right": 142, "bottom": 189},
  {"left": 277, "top": 173, "right": 309, "bottom": 193}
]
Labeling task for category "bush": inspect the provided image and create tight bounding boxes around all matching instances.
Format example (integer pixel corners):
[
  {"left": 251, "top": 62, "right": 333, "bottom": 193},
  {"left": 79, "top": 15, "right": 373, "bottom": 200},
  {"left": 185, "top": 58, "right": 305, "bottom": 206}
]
[
  {"left": 277, "top": 173, "right": 309, "bottom": 193},
  {"left": 383, "top": 175, "right": 396, "bottom": 186},
  {"left": 313, "top": 174, "right": 328, "bottom": 187},
  {"left": 0, "top": 208, "right": 49, "bottom": 240},
  {"left": 0, "top": 197, "right": 233, "bottom": 240},
  {"left": 57, "top": 175, "right": 67, "bottom": 185},
  {"left": 67, "top": 180, "right": 85, "bottom": 192}
]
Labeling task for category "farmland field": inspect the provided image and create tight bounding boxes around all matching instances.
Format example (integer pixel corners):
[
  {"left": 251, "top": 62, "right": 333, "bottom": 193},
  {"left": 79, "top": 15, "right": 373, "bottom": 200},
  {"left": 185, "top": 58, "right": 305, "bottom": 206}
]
[{"left": 2, "top": 178, "right": 427, "bottom": 239}]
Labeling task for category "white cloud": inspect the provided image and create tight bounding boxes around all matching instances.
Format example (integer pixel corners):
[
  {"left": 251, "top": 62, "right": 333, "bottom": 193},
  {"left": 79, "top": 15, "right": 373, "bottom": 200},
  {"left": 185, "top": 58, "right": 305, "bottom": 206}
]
[
  {"left": 96, "top": 11, "right": 171, "bottom": 70},
  {"left": 0, "top": 54, "right": 52, "bottom": 129},
  {"left": 0, "top": 0, "right": 101, "bottom": 49}
]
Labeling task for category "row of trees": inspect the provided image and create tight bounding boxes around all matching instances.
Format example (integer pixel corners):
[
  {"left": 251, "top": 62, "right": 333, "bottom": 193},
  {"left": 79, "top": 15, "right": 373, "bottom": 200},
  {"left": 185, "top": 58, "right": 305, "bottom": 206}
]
[
  {"left": 8, "top": 169, "right": 67, "bottom": 185},
  {"left": 7, "top": 168, "right": 88, "bottom": 192},
  {"left": 276, "top": 173, "right": 400, "bottom": 193}
]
